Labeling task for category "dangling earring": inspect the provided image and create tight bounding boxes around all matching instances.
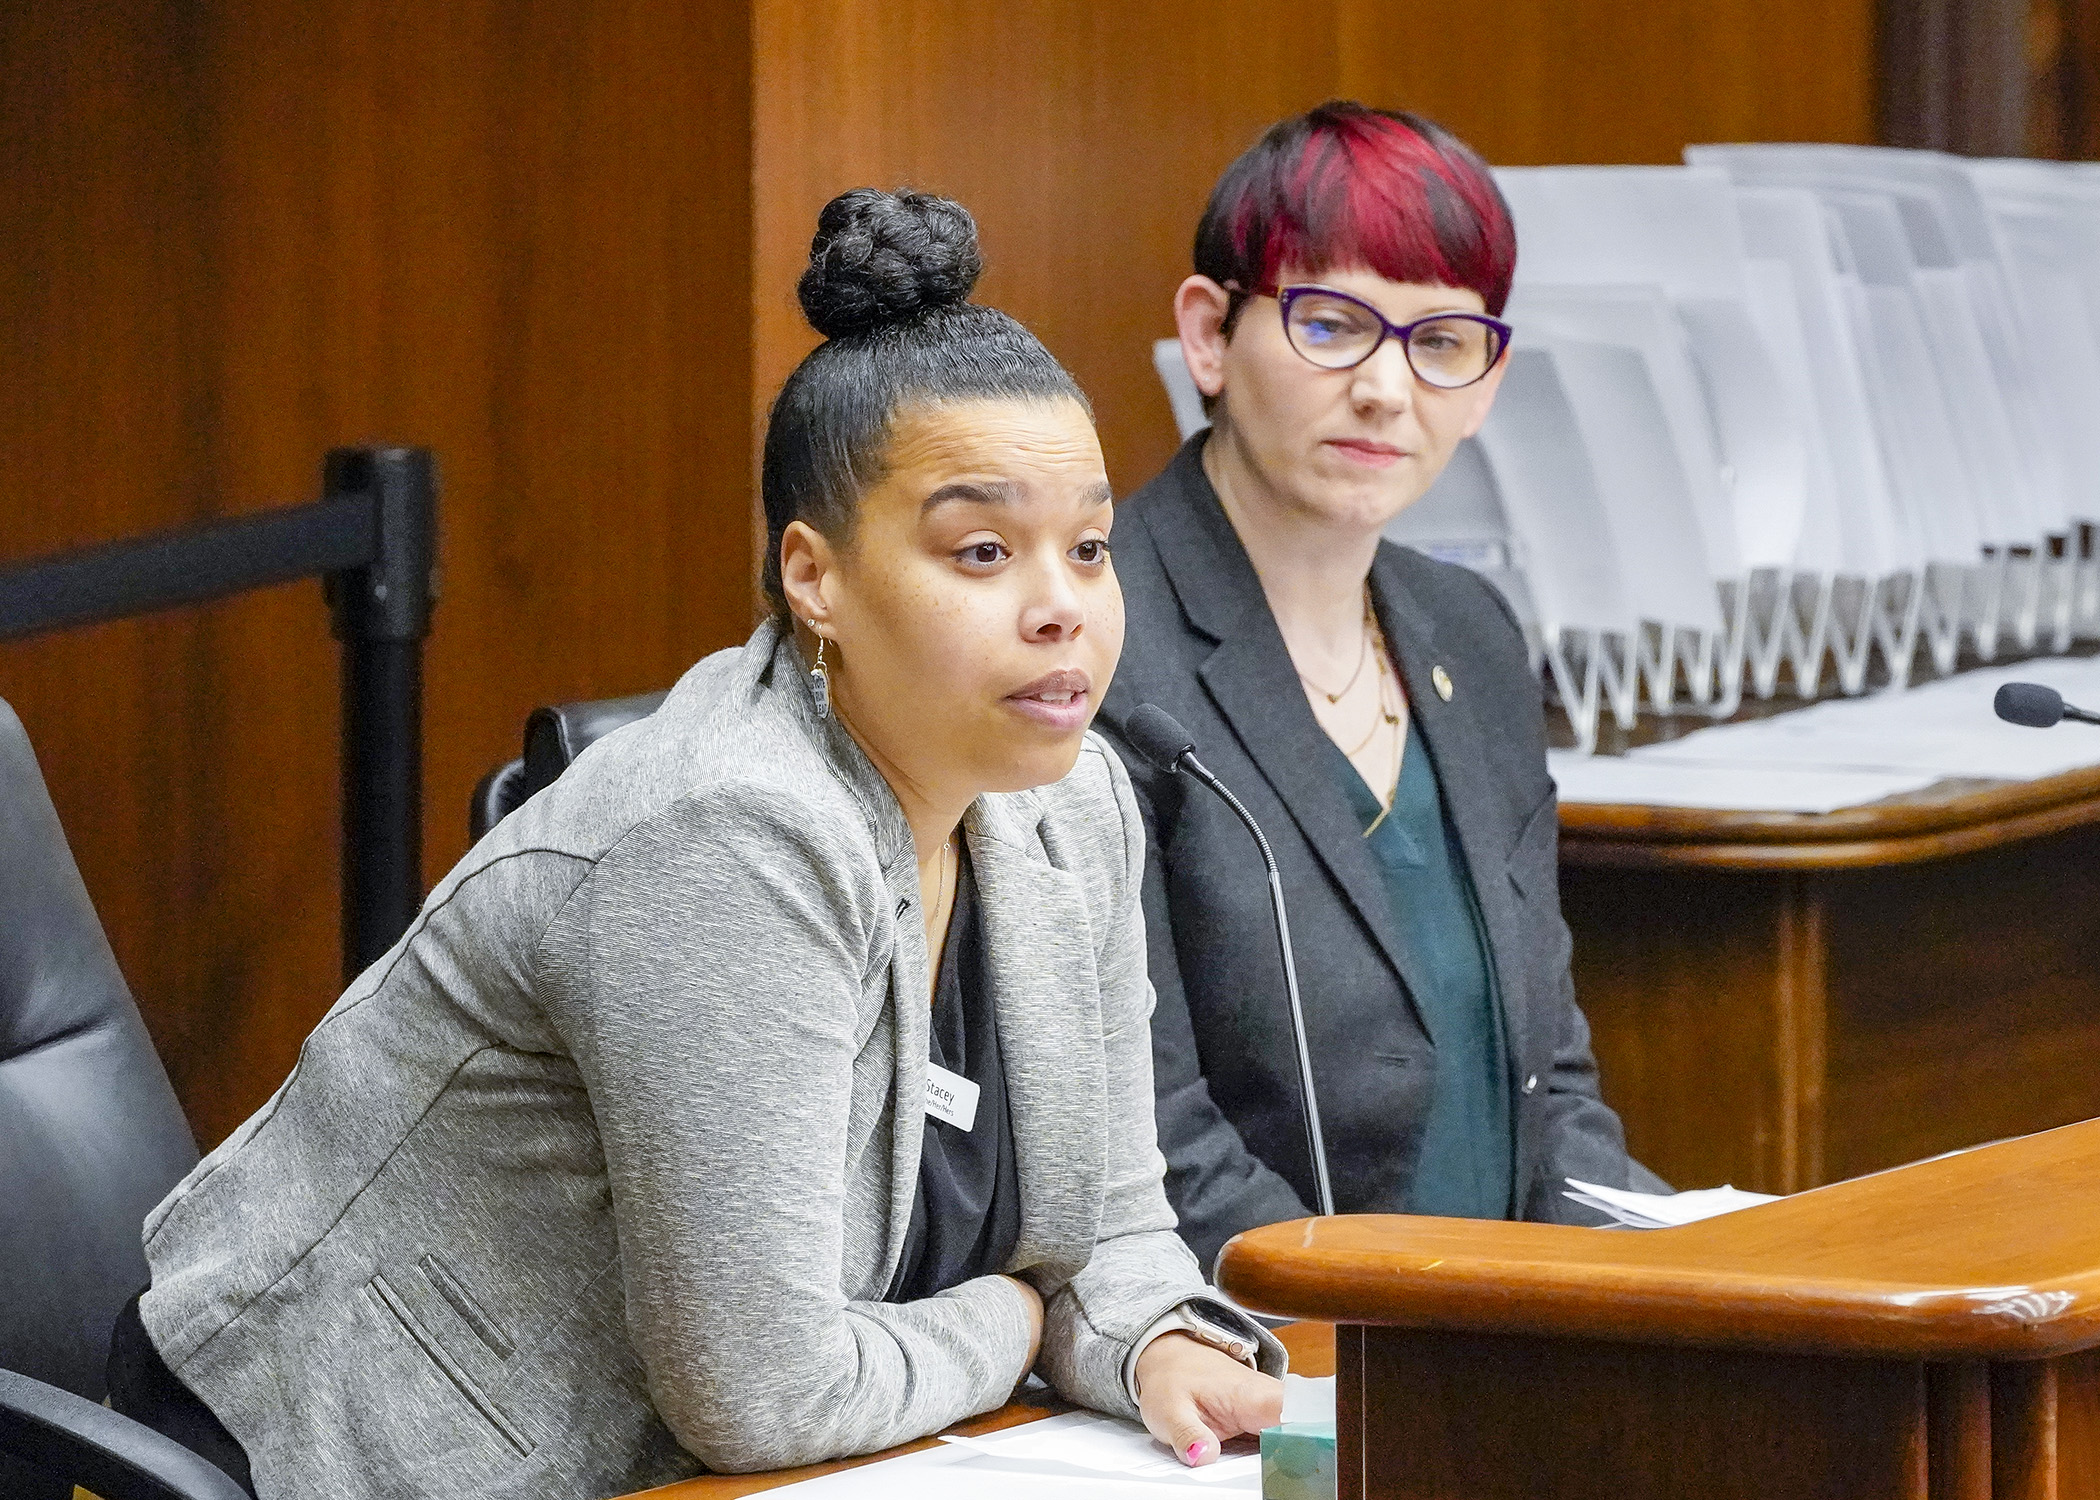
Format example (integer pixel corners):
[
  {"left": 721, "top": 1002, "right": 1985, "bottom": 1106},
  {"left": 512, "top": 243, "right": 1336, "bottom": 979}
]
[{"left": 806, "top": 618, "right": 831, "bottom": 719}]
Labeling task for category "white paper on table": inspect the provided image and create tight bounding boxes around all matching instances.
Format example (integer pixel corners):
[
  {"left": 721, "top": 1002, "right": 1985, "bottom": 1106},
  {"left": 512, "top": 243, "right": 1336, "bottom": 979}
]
[
  {"left": 1546, "top": 752, "right": 1938, "bottom": 813},
  {"left": 1622, "top": 656, "right": 2100, "bottom": 782},
  {"left": 769, "top": 1413, "right": 1262, "bottom": 1495},
  {"left": 940, "top": 1412, "right": 1261, "bottom": 1488},
  {"left": 1565, "top": 1179, "right": 1778, "bottom": 1229}
]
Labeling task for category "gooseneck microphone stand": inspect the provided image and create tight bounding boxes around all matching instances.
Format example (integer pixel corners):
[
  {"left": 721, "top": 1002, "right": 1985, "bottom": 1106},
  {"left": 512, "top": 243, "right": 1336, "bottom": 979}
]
[{"left": 1121, "top": 703, "right": 1335, "bottom": 1217}]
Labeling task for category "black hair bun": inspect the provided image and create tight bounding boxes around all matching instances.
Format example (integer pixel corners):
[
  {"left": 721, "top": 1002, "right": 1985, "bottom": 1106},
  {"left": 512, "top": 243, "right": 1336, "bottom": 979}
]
[{"left": 798, "top": 188, "right": 983, "bottom": 339}]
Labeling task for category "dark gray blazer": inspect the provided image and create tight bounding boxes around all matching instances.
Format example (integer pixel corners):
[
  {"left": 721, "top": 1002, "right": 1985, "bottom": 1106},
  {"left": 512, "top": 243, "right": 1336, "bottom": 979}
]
[{"left": 1100, "top": 438, "right": 1664, "bottom": 1268}]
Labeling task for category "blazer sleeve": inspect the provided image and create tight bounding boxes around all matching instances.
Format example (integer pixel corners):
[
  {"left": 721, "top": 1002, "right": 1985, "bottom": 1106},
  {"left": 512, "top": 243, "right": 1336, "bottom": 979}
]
[
  {"left": 1031, "top": 747, "right": 1287, "bottom": 1417},
  {"left": 1451, "top": 566, "right": 1670, "bottom": 1220},
  {"left": 1110, "top": 739, "right": 1311, "bottom": 1272},
  {"left": 537, "top": 786, "right": 1036, "bottom": 1473},
  {"left": 1523, "top": 958, "right": 1675, "bottom": 1222}
]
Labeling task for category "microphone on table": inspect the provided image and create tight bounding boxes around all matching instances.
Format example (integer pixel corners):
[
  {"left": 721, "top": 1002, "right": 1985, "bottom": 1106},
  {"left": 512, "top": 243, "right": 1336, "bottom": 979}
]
[
  {"left": 1994, "top": 682, "right": 2100, "bottom": 729},
  {"left": 1119, "top": 704, "right": 1335, "bottom": 1218}
]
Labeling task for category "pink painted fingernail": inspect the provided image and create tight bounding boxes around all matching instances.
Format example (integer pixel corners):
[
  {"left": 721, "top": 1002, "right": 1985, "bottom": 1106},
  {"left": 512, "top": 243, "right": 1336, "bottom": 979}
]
[{"left": 1186, "top": 1440, "right": 1210, "bottom": 1464}]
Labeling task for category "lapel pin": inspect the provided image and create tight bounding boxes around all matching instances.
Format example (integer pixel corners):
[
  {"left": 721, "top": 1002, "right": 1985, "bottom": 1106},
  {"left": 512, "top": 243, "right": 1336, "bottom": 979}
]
[{"left": 1432, "top": 664, "right": 1454, "bottom": 702}]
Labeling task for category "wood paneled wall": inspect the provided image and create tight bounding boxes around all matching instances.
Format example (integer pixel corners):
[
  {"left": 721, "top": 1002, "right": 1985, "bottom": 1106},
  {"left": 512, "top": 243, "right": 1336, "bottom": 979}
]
[
  {"left": 755, "top": 0, "right": 1879, "bottom": 496},
  {"left": 0, "top": 1, "right": 754, "bottom": 1145},
  {"left": 1, "top": 0, "right": 1874, "bottom": 1145}
]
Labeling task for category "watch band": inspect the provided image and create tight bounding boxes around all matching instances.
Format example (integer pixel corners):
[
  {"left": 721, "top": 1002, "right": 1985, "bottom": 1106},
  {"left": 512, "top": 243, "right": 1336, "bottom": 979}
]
[{"left": 1124, "top": 1300, "right": 1262, "bottom": 1402}]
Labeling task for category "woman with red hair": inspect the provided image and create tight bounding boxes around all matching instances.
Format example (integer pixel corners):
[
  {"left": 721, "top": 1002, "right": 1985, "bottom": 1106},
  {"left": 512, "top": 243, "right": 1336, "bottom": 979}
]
[{"left": 1102, "top": 102, "right": 1664, "bottom": 1269}]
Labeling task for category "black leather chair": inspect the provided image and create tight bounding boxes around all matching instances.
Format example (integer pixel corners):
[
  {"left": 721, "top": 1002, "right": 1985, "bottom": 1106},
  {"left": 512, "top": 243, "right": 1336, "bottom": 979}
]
[
  {"left": 0, "top": 698, "right": 232, "bottom": 1500},
  {"left": 0, "top": 1371, "right": 246, "bottom": 1500},
  {"left": 468, "top": 691, "right": 667, "bottom": 841}
]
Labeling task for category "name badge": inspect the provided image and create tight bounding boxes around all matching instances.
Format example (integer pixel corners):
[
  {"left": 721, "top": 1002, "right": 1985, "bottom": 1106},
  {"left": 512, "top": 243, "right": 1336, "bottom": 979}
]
[{"left": 925, "top": 1062, "right": 980, "bottom": 1132}]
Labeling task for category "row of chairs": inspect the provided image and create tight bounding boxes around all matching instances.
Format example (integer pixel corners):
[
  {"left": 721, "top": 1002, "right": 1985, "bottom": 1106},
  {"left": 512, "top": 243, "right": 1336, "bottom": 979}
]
[{"left": 0, "top": 689, "right": 652, "bottom": 1497}]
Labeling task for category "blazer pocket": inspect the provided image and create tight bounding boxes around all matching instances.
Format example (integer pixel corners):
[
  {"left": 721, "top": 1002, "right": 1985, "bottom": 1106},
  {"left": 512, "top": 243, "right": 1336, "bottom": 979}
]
[
  {"left": 368, "top": 1271, "right": 535, "bottom": 1459},
  {"left": 1505, "top": 791, "right": 1559, "bottom": 900},
  {"left": 420, "top": 1251, "right": 516, "bottom": 1359}
]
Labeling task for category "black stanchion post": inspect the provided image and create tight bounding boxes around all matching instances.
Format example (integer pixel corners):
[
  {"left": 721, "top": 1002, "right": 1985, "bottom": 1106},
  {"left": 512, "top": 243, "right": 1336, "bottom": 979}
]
[{"left": 325, "top": 447, "right": 438, "bottom": 981}]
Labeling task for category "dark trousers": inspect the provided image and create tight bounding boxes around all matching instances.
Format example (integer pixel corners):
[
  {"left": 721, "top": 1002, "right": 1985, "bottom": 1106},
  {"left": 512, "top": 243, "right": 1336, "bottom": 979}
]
[{"left": 105, "top": 1290, "right": 257, "bottom": 1498}]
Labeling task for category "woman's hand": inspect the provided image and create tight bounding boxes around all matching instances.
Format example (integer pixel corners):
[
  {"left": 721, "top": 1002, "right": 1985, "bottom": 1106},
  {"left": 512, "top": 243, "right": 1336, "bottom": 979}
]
[
  {"left": 1134, "top": 1332, "right": 1283, "bottom": 1466},
  {"left": 1004, "top": 1275, "right": 1045, "bottom": 1375}
]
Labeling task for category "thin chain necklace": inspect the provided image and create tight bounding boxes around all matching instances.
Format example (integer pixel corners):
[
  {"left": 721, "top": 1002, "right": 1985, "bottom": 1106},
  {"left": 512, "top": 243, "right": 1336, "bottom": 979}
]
[
  {"left": 926, "top": 837, "right": 957, "bottom": 1006},
  {"left": 1343, "top": 643, "right": 1401, "bottom": 755},
  {"left": 1294, "top": 592, "right": 1376, "bottom": 703},
  {"left": 1360, "top": 635, "right": 1407, "bottom": 838}
]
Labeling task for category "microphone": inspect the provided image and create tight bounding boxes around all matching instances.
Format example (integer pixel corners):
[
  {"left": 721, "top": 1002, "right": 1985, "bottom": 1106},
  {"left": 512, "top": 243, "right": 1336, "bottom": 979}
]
[
  {"left": 1121, "top": 704, "right": 1335, "bottom": 1217},
  {"left": 1995, "top": 682, "right": 2100, "bottom": 729}
]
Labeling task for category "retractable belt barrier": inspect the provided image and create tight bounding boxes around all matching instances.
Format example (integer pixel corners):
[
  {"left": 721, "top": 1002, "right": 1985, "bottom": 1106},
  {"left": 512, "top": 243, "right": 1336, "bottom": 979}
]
[{"left": 0, "top": 446, "right": 438, "bottom": 981}]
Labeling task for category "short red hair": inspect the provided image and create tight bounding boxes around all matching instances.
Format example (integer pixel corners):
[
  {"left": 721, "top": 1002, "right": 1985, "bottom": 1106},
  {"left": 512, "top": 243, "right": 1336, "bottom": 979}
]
[{"left": 1195, "top": 102, "right": 1517, "bottom": 321}]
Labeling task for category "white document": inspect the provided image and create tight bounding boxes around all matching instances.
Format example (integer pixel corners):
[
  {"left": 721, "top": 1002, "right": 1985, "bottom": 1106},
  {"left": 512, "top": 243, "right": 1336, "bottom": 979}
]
[
  {"left": 1624, "top": 656, "right": 2100, "bottom": 782},
  {"left": 1504, "top": 284, "right": 1741, "bottom": 592},
  {"left": 941, "top": 1413, "right": 1259, "bottom": 1487},
  {"left": 1565, "top": 1179, "right": 1778, "bottom": 1229},
  {"left": 769, "top": 1412, "right": 1263, "bottom": 1495},
  {"left": 1733, "top": 186, "right": 1915, "bottom": 575},
  {"left": 1472, "top": 347, "right": 1636, "bottom": 634},
  {"left": 1546, "top": 752, "right": 1937, "bottom": 814}
]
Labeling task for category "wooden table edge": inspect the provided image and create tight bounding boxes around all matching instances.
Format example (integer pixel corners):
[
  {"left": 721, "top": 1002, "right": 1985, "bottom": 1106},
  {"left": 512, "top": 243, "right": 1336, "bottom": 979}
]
[
  {"left": 1558, "top": 764, "right": 2100, "bottom": 867},
  {"left": 1216, "top": 1271, "right": 2100, "bottom": 1362}
]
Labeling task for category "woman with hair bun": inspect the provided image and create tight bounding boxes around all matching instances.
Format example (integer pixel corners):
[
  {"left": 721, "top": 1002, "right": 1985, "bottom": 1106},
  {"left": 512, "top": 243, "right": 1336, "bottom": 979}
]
[
  {"left": 112, "top": 188, "right": 1283, "bottom": 1500},
  {"left": 1103, "top": 103, "right": 1666, "bottom": 1270}
]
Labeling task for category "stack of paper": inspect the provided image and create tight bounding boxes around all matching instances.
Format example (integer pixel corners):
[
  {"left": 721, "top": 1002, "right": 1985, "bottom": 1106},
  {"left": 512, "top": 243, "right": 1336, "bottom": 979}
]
[
  {"left": 1550, "top": 655, "right": 2100, "bottom": 811},
  {"left": 1566, "top": 1179, "right": 1778, "bottom": 1228}
]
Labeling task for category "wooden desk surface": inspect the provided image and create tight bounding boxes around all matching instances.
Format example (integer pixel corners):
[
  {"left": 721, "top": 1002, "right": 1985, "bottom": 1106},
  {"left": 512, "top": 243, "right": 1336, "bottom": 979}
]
[
  {"left": 1219, "top": 1118, "right": 2100, "bottom": 1361},
  {"left": 621, "top": 1321, "right": 1334, "bottom": 1498},
  {"left": 1559, "top": 763, "right": 2100, "bottom": 869}
]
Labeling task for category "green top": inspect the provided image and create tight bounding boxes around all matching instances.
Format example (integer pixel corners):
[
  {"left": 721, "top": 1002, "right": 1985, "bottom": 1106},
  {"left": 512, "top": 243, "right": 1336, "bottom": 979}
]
[{"left": 1332, "top": 718, "right": 1513, "bottom": 1219}]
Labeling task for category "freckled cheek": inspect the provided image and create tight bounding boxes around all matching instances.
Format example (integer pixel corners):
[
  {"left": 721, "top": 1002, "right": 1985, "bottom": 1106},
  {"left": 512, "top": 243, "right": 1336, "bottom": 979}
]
[
  {"left": 1087, "top": 580, "right": 1126, "bottom": 678},
  {"left": 887, "top": 576, "right": 1011, "bottom": 702}
]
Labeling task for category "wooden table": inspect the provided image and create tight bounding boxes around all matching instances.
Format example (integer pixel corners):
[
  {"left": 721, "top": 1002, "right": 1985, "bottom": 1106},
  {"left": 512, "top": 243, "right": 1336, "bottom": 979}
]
[
  {"left": 1219, "top": 1117, "right": 2100, "bottom": 1499},
  {"left": 621, "top": 1321, "right": 1334, "bottom": 1497},
  {"left": 1561, "top": 764, "right": 2100, "bottom": 1195}
]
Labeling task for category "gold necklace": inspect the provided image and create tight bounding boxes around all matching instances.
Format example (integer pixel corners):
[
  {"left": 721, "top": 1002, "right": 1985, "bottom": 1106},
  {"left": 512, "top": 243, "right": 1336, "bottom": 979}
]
[
  {"left": 1294, "top": 592, "right": 1377, "bottom": 704},
  {"left": 1360, "top": 639, "right": 1406, "bottom": 838},
  {"left": 1340, "top": 634, "right": 1403, "bottom": 753}
]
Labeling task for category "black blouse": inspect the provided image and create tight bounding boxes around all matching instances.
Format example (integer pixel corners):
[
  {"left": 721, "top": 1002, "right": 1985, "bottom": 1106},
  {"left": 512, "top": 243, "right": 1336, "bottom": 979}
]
[{"left": 886, "top": 849, "right": 1022, "bottom": 1301}]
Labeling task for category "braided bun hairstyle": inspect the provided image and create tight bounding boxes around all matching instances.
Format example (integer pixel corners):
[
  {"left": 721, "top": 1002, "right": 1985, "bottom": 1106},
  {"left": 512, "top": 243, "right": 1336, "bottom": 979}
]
[
  {"left": 760, "top": 189, "right": 1088, "bottom": 612},
  {"left": 796, "top": 188, "right": 982, "bottom": 338}
]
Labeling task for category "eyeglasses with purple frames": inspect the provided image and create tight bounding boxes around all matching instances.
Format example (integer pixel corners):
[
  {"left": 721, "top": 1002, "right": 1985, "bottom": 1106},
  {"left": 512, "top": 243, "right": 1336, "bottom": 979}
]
[{"left": 1232, "top": 282, "right": 1513, "bottom": 389}]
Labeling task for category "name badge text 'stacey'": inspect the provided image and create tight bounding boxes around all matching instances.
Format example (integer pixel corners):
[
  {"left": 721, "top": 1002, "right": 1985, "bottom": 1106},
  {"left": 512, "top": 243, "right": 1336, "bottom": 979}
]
[{"left": 925, "top": 1063, "right": 980, "bottom": 1132}]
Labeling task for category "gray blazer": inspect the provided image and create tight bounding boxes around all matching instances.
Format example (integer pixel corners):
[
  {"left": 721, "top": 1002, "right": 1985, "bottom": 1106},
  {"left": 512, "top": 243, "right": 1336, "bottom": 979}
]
[
  {"left": 139, "top": 620, "right": 1272, "bottom": 1500},
  {"left": 1100, "top": 438, "right": 1665, "bottom": 1268}
]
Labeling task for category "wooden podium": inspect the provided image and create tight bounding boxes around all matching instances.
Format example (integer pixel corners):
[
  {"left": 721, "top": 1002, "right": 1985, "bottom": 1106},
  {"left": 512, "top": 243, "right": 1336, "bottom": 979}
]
[
  {"left": 1217, "top": 1118, "right": 2100, "bottom": 1499},
  {"left": 1560, "top": 766, "right": 2100, "bottom": 1195}
]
